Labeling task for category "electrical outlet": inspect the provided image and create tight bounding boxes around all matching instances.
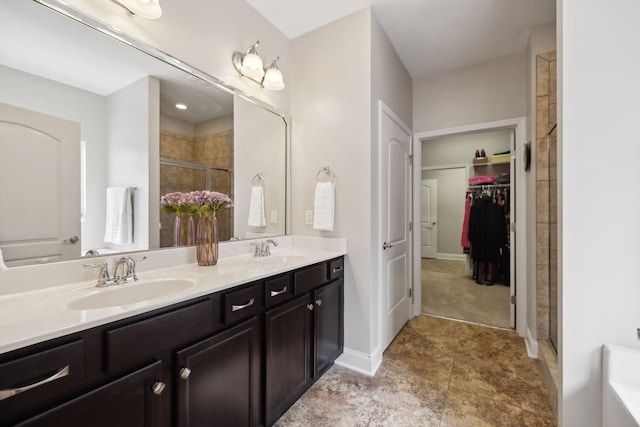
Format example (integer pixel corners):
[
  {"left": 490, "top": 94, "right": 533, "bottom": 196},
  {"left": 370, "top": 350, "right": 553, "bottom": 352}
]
[
  {"left": 305, "top": 210, "right": 313, "bottom": 225},
  {"left": 270, "top": 210, "right": 278, "bottom": 224}
]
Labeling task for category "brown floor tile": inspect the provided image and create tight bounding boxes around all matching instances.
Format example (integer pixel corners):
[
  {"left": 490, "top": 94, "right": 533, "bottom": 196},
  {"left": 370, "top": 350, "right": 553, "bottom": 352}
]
[{"left": 276, "top": 315, "right": 557, "bottom": 427}]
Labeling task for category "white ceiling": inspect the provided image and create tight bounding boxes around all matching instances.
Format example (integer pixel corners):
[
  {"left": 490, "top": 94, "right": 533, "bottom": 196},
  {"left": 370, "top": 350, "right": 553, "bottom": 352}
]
[{"left": 245, "top": 0, "right": 556, "bottom": 78}]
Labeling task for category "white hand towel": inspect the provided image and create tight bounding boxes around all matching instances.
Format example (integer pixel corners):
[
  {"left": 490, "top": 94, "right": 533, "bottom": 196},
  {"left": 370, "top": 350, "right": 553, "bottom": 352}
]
[
  {"left": 248, "top": 185, "right": 266, "bottom": 227},
  {"left": 313, "top": 181, "right": 335, "bottom": 231},
  {"left": 104, "top": 187, "right": 133, "bottom": 245}
]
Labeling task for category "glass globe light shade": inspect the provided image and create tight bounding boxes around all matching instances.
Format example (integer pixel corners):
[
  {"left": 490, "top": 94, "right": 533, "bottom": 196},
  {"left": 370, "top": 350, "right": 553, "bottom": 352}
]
[
  {"left": 263, "top": 67, "right": 285, "bottom": 90},
  {"left": 241, "top": 53, "right": 265, "bottom": 80}
]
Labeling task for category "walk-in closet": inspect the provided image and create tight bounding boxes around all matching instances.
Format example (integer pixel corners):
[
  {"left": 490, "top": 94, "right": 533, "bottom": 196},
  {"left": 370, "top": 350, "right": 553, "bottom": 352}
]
[{"left": 420, "top": 129, "right": 514, "bottom": 329}]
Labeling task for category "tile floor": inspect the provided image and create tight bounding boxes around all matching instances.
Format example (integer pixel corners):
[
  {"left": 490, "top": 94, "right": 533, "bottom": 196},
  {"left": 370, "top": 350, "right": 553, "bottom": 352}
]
[{"left": 275, "top": 315, "right": 556, "bottom": 427}]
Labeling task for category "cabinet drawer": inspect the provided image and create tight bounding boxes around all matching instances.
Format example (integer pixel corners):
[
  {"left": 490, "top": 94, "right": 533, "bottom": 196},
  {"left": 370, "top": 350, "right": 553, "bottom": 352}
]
[
  {"left": 328, "top": 258, "right": 344, "bottom": 281},
  {"left": 106, "top": 299, "right": 214, "bottom": 374},
  {"left": 293, "top": 263, "right": 328, "bottom": 295},
  {"left": 224, "top": 283, "right": 261, "bottom": 324},
  {"left": 264, "top": 274, "right": 292, "bottom": 308},
  {"left": 0, "top": 340, "right": 84, "bottom": 419}
]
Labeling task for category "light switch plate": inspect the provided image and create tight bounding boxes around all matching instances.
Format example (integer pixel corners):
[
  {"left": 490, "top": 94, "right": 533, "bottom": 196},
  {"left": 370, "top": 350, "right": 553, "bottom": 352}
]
[
  {"left": 270, "top": 210, "right": 278, "bottom": 224},
  {"left": 305, "top": 210, "right": 313, "bottom": 225}
]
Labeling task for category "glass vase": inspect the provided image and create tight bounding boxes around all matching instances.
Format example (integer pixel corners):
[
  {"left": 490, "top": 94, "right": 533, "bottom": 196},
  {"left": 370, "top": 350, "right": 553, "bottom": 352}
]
[
  {"left": 173, "top": 214, "right": 195, "bottom": 247},
  {"left": 196, "top": 214, "right": 219, "bottom": 266}
]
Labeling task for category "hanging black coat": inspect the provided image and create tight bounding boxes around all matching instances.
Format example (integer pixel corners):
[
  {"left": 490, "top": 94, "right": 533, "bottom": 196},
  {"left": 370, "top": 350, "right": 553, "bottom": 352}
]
[{"left": 468, "top": 196, "right": 506, "bottom": 263}]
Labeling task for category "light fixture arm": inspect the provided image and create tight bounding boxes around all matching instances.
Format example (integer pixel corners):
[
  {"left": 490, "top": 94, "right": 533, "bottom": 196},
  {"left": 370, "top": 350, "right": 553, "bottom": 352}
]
[{"left": 110, "top": 0, "right": 136, "bottom": 16}]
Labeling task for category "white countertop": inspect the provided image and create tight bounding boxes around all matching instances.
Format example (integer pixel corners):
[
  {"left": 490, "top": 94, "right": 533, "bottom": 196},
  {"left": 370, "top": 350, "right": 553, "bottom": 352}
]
[{"left": 0, "top": 236, "right": 346, "bottom": 355}]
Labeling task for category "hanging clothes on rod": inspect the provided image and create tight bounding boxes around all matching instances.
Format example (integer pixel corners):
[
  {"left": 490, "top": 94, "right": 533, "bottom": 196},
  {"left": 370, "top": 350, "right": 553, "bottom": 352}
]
[{"left": 463, "top": 187, "right": 509, "bottom": 285}]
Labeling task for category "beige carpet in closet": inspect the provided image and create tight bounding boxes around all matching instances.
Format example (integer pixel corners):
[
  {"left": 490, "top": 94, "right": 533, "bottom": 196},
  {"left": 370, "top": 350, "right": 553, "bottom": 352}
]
[{"left": 421, "top": 258, "right": 511, "bottom": 329}]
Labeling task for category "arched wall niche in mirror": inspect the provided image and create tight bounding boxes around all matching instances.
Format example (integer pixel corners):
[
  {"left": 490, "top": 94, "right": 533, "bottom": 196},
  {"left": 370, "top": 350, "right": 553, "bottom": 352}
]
[{"left": 0, "top": 0, "right": 289, "bottom": 267}]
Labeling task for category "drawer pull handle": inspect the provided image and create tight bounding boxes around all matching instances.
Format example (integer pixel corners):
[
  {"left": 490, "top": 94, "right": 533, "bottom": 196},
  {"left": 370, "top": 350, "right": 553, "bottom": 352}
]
[
  {"left": 270, "top": 286, "right": 288, "bottom": 297},
  {"left": 152, "top": 381, "right": 166, "bottom": 395},
  {"left": 332, "top": 266, "right": 343, "bottom": 273},
  {"left": 307, "top": 304, "right": 314, "bottom": 311},
  {"left": 316, "top": 299, "right": 323, "bottom": 307},
  {"left": 179, "top": 367, "right": 191, "bottom": 380},
  {"left": 0, "top": 365, "right": 69, "bottom": 401},
  {"left": 231, "top": 298, "right": 255, "bottom": 312}
]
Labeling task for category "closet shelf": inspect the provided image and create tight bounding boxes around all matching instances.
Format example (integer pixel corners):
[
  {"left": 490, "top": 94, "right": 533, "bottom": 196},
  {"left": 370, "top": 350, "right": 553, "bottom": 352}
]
[{"left": 472, "top": 160, "right": 510, "bottom": 167}]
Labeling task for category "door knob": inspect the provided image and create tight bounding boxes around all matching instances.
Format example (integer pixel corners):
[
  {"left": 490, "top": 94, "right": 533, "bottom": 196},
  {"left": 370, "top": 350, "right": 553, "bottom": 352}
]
[
  {"left": 383, "top": 242, "right": 394, "bottom": 250},
  {"left": 64, "top": 235, "right": 79, "bottom": 244}
]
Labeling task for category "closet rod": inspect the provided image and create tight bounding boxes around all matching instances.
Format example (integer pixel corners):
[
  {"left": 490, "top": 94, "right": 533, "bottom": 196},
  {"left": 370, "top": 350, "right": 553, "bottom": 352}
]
[{"left": 468, "top": 183, "right": 510, "bottom": 190}]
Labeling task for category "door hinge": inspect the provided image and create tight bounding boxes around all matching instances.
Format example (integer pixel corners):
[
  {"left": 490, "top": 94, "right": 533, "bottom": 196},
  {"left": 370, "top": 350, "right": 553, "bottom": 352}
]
[
  {"left": 510, "top": 295, "right": 516, "bottom": 304},
  {"left": 409, "top": 221, "right": 412, "bottom": 232},
  {"left": 408, "top": 154, "right": 413, "bottom": 164},
  {"left": 409, "top": 288, "right": 412, "bottom": 298}
]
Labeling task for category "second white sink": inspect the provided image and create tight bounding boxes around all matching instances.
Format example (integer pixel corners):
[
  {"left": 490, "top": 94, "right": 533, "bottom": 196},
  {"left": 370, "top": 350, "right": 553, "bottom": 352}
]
[{"left": 67, "top": 278, "right": 195, "bottom": 310}]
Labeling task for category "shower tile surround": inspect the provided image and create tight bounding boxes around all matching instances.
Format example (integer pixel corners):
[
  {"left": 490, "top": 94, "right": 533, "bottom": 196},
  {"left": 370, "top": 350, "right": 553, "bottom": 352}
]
[
  {"left": 276, "top": 315, "right": 556, "bottom": 426},
  {"left": 159, "top": 129, "right": 234, "bottom": 246},
  {"left": 535, "top": 51, "right": 558, "bottom": 416}
]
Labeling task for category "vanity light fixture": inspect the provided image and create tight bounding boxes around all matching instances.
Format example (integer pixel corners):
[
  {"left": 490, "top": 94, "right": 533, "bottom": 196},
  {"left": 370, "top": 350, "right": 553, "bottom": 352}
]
[
  {"left": 111, "top": 0, "right": 163, "bottom": 19},
  {"left": 232, "top": 41, "right": 285, "bottom": 90}
]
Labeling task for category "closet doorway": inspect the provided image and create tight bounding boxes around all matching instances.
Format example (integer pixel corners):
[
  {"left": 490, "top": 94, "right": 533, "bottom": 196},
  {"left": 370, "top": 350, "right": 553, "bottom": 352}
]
[{"left": 413, "top": 118, "right": 527, "bottom": 333}]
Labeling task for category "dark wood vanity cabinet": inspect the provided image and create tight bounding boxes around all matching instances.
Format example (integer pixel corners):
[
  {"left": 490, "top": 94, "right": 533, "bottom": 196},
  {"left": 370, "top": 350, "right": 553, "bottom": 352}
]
[
  {"left": 265, "top": 261, "right": 344, "bottom": 426},
  {"left": 176, "top": 318, "right": 261, "bottom": 427},
  {"left": 16, "top": 361, "right": 163, "bottom": 427},
  {"left": 0, "top": 256, "right": 344, "bottom": 427}
]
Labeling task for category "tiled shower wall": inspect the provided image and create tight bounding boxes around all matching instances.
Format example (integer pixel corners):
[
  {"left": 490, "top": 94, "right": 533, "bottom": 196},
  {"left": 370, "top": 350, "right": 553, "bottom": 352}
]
[
  {"left": 535, "top": 51, "right": 557, "bottom": 348},
  {"left": 159, "top": 129, "right": 234, "bottom": 247}
]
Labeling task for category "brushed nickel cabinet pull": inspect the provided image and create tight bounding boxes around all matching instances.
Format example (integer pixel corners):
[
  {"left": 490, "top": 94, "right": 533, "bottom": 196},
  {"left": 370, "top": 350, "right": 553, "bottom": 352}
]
[
  {"left": 332, "top": 266, "right": 343, "bottom": 273},
  {"left": 0, "top": 365, "right": 69, "bottom": 401},
  {"left": 179, "top": 367, "right": 191, "bottom": 380},
  {"left": 231, "top": 298, "right": 255, "bottom": 312},
  {"left": 270, "top": 286, "right": 287, "bottom": 297},
  {"left": 152, "top": 381, "right": 166, "bottom": 395},
  {"left": 307, "top": 304, "right": 314, "bottom": 311},
  {"left": 316, "top": 299, "right": 323, "bottom": 307}
]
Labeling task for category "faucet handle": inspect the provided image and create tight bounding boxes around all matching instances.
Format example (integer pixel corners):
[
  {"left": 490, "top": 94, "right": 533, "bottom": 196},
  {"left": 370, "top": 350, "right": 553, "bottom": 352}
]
[
  {"left": 83, "top": 261, "right": 111, "bottom": 287},
  {"left": 250, "top": 243, "right": 260, "bottom": 257}
]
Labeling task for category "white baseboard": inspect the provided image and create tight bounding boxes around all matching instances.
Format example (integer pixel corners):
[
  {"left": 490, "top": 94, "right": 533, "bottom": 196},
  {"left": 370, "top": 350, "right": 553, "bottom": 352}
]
[
  {"left": 525, "top": 326, "right": 539, "bottom": 358},
  {"left": 437, "top": 253, "right": 466, "bottom": 261},
  {"left": 335, "top": 347, "right": 382, "bottom": 377}
]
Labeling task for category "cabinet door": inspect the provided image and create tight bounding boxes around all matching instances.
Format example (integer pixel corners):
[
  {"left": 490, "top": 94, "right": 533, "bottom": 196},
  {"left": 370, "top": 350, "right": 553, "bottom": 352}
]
[
  {"left": 313, "top": 279, "right": 344, "bottom": 378},
  {"left": 176, "top": 318, "right": 261, "bottom": 427},
  {"left": 264, "top": 295, "right": 312, "bottom": 426},
  {"left": 16, "top": 361, "right": 163, "bottom": 427}
]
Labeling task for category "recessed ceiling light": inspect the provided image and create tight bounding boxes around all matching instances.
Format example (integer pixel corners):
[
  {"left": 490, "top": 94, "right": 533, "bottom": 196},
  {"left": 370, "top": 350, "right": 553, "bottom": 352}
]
[{"left": 175, "top": 103, "right": 188, "bottom": 110}]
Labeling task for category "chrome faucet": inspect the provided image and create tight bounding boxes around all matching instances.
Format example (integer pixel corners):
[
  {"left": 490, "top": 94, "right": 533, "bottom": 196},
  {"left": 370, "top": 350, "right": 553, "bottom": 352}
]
[
  {"left": 250, "top": 239, "right": 279, "bottom": 257},
  {"left": 83, "top": 256, "right": 146, "bottom": 287},
  {"left": 113, "top": 256, "right": 137, "bottom": 283},
  {"left": 262, "top": 239, "right": 278, "bottom": 256}
]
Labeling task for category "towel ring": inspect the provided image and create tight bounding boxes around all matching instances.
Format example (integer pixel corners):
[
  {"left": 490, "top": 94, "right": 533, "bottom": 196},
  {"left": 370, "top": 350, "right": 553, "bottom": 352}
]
[
  {"left": 252, "top": 173, "right": 264, "bottom": 187},
  {"left": 316, "top": 166, "right": 336, "bottom": 183}
]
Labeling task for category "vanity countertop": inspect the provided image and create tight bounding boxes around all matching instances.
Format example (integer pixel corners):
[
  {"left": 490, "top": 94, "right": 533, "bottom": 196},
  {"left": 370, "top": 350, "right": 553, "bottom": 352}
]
[{"left": 0, "top": 236, "right": 346, "bottom": 355}]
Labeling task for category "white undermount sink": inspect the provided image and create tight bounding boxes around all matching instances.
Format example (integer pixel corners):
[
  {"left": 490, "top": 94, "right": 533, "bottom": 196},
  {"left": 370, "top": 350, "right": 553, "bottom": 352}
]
[
  {"left": 603, "top": 344, "right": 640, "bottom": 427},
  {"left": 66, "top": 278, "right": 195, "bottom": 310}
]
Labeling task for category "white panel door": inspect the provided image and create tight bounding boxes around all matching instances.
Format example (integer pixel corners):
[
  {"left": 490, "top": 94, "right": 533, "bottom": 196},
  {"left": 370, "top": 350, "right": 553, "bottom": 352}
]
[
  {"left": 421, "top": 179, "right": 438, "bottom": 258},
  {"left": 0, "top": 103, "right": 81, "bottom": 264},
  {"left": 379, "top": 101, "right": 412, "bottom": 351}
]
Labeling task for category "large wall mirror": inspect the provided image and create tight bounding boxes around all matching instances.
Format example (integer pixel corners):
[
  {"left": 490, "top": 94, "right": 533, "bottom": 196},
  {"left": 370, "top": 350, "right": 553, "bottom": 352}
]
[{"left": 0, "top": 0, "right": 288, "bottom": 266}]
